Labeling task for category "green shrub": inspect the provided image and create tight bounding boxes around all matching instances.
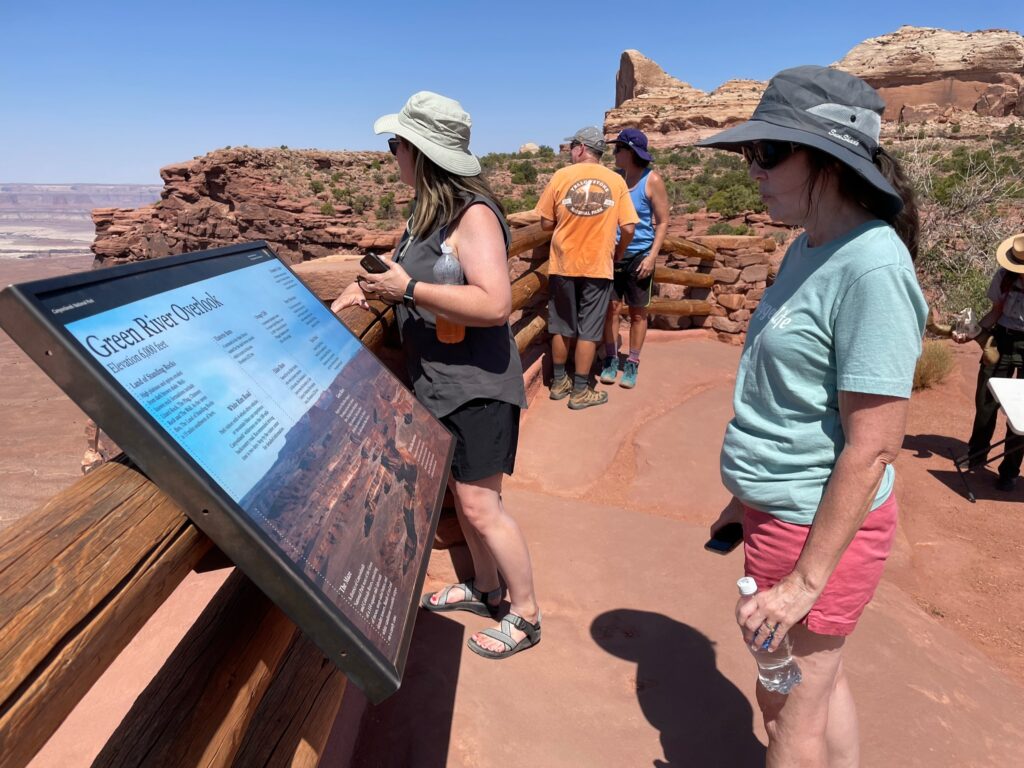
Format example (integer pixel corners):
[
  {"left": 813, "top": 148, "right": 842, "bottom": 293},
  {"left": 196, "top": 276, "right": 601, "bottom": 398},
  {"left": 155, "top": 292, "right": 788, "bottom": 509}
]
[
  {"left": 369, "top": 159, "right": 381, "bottom": 170},
  {"left": 537, "top": 145, "right": 555, "bottom": 157},
  {"left": 331, "top": 172, "right": 342, "bottom": 184},
  {"left": 310, "top": 180, "right": 325, "bottom": 194},
  {"left": 510, "top": 160, "right": 538, "bottom": 185},
  {"left": 280, "top": 144, "right": 288, "bottom": 150},
  {"left": 320, "top": 202, "right": 335, "bottom": 215},
  {"left": 707, "top": 184, "right": 763, "bottom": 217},
  {"left": 351, "top": 194, "right": 371, "bottom": 215},
  {"left": 372, "top": 171, "right": 384, "bottom": 184},
  {"left": 376, "top": 192, "right": 396, "bottom": 219},
  {"left": 331, "top": 187, "right": 345, "bottom": 202},
  {"left": 502, "top": 192, "right": 539, "bottom": 214},
  {"left": 707, "top": 221, "right": 752, "bottom": 236}
]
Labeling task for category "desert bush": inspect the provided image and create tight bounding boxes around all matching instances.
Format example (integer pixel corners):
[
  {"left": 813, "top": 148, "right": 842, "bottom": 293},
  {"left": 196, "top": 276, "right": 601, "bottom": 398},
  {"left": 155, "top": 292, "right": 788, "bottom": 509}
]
[
  {"left": 331, "top": 187, "right": 345, "bottom": 202},
  {"left": 310, "top": 180, "right": 325, "bottom": 194},
  {"left": 331, "top": 172, "right": 343, "bottom": 184},
  {"left": 320, "top": 202, "right": 335, "bottom": 215},
  {"left": 351, "top": 194, "right": 371, "bottom": 215},
  {"left": 912, "top": 340, "right": 955, "bottom": 391},
  {"left": 900, "top": 139, "right": 1024, "bottom": 317},
  {"left": 376, "top": 191, "right": 396, "bottom": 219},
  {"left": 707, "top": 222, "right": 752, "bottom": 236},
  {"left": 537, "top": 145, "right": 555, "bottom": 157},
  {"left": 503, "top": 192, "right": 539, "bottom": 214},
  {"left": 510, "top": 160, "right": 538, "bottom": 185}
]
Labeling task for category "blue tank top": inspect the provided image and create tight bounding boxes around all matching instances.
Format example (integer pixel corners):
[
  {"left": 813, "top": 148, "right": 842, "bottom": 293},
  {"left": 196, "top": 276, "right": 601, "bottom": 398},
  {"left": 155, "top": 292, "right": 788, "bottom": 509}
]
[{"left": 620, "top": 168, "right": 653, "bottom": 255}]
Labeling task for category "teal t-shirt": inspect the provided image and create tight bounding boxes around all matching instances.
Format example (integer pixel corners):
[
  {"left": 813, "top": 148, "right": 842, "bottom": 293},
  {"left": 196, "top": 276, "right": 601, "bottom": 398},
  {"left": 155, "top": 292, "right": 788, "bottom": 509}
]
[{"left": 720, "top": 220, "right": 927, "bottom": 525}]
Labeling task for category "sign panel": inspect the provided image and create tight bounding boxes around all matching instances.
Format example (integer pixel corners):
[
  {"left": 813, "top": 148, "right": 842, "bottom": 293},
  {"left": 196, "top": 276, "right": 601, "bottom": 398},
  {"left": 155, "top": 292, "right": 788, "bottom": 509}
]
[{"left": 0, "top": 242, "right": 453, "bottom": 701}]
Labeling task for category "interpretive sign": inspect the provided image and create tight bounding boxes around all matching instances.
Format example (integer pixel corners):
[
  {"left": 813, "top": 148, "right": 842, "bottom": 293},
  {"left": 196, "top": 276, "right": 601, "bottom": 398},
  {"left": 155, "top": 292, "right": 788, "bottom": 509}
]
[{"left": 0, "top": 242, "right": 454, "bottom": 702}]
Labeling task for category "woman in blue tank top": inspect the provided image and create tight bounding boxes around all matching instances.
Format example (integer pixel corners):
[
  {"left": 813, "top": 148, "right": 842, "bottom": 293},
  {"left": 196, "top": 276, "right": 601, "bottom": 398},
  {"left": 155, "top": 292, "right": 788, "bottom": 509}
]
[{"left": 599, "top": 129, "right": 669, "bottom": 389}]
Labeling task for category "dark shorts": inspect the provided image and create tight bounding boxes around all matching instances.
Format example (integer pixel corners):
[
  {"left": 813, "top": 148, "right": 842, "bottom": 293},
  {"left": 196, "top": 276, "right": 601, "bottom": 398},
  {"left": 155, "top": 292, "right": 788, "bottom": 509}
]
[
  {"left": 612, "top": 251, "right": 654, "bottom": 309},
  {"left": 440, "top": 399, "right": 520, "bottom": 483},
  {"left": 548, "top": 274, "right": 613, "bottom": 342}
]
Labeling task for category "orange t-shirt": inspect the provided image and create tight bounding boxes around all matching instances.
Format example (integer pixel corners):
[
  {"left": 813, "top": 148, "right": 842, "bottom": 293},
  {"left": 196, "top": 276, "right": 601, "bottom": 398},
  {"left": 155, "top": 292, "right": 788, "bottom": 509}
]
[{"left": 535, "top": 162, "right": 639, "bottom": 279}]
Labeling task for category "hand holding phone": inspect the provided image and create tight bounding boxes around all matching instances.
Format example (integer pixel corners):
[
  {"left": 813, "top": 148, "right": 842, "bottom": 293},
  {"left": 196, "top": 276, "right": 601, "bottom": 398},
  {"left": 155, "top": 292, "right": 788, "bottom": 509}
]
[
  {"left": 359, "top": 254, "right": 391, "bottom": 274},
  {"left": 704, "top": 522, "right": 743, "bottom": 555}
]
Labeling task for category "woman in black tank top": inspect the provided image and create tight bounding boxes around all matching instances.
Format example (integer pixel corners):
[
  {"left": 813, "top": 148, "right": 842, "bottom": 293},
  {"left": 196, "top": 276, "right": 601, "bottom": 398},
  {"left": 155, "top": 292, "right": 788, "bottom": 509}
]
[{"left": 332, "top": 92, "right": 541, "bottom": 660}]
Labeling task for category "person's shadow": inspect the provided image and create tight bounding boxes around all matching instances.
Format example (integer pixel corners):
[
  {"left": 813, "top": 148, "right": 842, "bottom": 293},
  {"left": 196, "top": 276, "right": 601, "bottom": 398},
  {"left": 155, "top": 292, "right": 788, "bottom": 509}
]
[{"left": 591, "top": 609, "right": 765, "bottom": 767}]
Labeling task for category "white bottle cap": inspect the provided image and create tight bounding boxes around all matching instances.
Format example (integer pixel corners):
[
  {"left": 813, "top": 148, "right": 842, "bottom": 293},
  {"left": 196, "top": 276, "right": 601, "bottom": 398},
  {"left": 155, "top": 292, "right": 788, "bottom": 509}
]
[{"left": 737, "top": 576, "right": 758, "bottom": 596}]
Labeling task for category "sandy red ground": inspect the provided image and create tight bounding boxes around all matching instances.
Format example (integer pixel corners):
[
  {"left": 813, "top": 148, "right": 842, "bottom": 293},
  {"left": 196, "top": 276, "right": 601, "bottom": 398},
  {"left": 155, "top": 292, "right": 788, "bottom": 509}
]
[{"left": 3, "top": 255, "right": 1022, "bottom": 766}]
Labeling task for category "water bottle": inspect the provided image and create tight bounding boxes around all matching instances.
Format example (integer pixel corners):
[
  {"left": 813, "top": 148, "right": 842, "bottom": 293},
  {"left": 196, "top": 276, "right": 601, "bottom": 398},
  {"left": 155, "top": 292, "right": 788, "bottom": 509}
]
[
  {"left": 737, "top": 577, "right": 802, "bottom": 694},
  {"left": 432, "top": 241, "right": 465, "bottom": 344}
]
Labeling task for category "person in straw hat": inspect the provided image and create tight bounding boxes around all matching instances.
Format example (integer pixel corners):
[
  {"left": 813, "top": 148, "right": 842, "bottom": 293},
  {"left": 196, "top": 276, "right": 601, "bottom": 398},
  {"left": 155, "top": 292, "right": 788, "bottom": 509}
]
[
  {"left": 954, "top": 232, "right": 1024, "bottom": 491},
  {"left": 701, "top": 65, "right": 927, "bottom": 764},
  {"left": 332, "top": 91, "right": 541, "bottom": 659}
]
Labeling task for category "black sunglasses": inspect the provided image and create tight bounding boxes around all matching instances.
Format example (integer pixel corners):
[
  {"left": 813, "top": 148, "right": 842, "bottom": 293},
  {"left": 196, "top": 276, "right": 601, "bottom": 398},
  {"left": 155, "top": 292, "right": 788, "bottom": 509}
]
[
  {"left": 387, "top": 137, "right": 400, "bottom": 155},
  {"left": 569, "top": 140, "right": 582, "bottom": 151},
  {"left": 741, "top": 141, "right": 798, "bottom": 170}
]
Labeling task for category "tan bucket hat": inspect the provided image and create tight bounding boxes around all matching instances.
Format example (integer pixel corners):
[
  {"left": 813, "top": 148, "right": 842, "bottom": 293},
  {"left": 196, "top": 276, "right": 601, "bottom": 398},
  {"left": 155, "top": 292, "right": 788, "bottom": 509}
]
[
  {"left": 996, "top": 233, "right": 1024, "bottom": 274},
  {"left": 373, "top": 91, "right": 481, "bottom": 176}
]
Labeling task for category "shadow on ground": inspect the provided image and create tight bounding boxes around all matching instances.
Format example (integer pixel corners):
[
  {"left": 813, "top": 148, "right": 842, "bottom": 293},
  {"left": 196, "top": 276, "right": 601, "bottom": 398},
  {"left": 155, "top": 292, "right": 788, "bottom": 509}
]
[
  {"left": 591, "top": 609, "right": 765, "bottom": 767},
  {"left": 351, "top": 611, "right": 464, "bottom": 767}
]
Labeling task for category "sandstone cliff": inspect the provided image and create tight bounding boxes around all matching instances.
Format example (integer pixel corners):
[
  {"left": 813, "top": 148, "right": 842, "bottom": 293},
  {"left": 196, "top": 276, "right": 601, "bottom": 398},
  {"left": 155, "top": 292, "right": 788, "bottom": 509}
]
[
  {"left": 606, "top": 50, "right": 764, "bottom": 147},
  {"left": 91, "top": 148, "right": 408, "bottom": 266},
  {"left": 606, "top": 27, "right": 1024, "bottom": 145},
  {"left": 835, "top": 26, "right": 1024, "bottom": 123}
]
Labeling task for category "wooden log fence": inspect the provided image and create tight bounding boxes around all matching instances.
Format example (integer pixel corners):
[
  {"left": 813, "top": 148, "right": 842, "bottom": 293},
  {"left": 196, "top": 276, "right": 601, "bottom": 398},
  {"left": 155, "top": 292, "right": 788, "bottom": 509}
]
[{"left": 0, "top": 221, "right": 738, "bottom": 767}]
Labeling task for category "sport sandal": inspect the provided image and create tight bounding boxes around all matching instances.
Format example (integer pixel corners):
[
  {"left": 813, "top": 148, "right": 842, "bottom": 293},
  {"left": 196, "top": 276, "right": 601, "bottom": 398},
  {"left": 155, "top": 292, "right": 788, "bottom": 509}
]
[
  {"left": 421, "top": 579, "right": 501, "bottom": 617},
  {"left": 467, "top": 612, "right": 541, "bottom": 659}
]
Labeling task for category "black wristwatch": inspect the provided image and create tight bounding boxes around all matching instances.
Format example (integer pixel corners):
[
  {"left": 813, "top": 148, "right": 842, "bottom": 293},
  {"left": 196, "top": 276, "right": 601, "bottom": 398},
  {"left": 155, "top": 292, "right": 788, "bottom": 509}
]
[{"left": 403, "top": 278, "right": 418, "bottom": 308}]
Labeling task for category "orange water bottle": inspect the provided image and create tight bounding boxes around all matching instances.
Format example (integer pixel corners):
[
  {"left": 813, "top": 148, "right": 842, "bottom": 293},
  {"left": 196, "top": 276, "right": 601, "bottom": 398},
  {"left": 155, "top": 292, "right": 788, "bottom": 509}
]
[{"left": 433, "top": 241, "right": 465, "bottom": 344}]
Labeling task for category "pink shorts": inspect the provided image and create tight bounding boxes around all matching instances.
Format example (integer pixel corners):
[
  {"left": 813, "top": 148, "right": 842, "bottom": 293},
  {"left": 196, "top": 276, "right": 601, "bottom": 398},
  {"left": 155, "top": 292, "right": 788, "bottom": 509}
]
[{"left": 742, "top": 492, "right": 899, "bottom": 636}]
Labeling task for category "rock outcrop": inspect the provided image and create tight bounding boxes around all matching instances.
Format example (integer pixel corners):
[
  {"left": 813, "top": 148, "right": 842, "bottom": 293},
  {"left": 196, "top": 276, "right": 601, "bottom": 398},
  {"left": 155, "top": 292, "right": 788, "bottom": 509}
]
[
  {"left": 606, "top": 51, "right": 764, "bottom": 147},
  {"left": 606, "top": 27, "right": 1024, "bottom": 146},
  {"left": 835, "top": 26, "right": 1024, "bottom": 122},
  {"left": 91, "top": 148, "right": 407, "bottom": 267}
]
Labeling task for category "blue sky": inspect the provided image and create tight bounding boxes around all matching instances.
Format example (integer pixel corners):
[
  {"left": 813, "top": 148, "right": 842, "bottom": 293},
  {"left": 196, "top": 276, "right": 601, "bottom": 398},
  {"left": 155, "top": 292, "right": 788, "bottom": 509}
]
[{"left": 1, "top": 1, "right": 1020, "bottom": 184}]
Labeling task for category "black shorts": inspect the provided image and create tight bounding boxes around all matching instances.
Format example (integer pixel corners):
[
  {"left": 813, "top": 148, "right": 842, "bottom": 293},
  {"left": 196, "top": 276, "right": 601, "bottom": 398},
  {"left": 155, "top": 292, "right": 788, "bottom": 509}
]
[
  {"left": 440, "top": 399, "right": 520, "bottom": 482},
  {"left": 547, "top": 274, "right": 613, "bottom": 342},
  {"left": 612, "top": 251, "right": 654, "bottom": 308}
]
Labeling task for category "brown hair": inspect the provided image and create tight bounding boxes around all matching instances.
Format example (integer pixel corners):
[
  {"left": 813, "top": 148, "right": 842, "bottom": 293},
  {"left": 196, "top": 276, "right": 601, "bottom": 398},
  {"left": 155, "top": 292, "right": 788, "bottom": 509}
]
[
  {"left": 804, "top": 147, "right": 920, "bottom": 260},
  {"left": 405, "top": 140, "right": 505, "bottom": 239}
]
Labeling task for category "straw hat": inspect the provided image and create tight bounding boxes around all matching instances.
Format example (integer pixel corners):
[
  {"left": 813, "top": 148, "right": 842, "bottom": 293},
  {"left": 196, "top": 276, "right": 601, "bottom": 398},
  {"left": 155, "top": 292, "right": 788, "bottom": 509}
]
[
  {"left": 996, "top": 233, "right": 1024, "bottom": 274},
  {"left": 373, "top": 91, "right": 481, "bottom": 176}
]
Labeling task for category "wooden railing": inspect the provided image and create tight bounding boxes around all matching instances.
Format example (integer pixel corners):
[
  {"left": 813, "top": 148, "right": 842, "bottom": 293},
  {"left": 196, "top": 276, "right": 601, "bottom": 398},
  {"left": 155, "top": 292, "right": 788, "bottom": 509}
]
[{"left": 0, "top": 223, "right": 730, "bottom": 767}]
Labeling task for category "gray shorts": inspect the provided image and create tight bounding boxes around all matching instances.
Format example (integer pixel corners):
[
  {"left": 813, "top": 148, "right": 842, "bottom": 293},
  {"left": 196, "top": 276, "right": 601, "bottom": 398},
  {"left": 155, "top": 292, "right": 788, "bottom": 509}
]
[{"left": 547, "top": 275, "right": 612, "bottom": 342}]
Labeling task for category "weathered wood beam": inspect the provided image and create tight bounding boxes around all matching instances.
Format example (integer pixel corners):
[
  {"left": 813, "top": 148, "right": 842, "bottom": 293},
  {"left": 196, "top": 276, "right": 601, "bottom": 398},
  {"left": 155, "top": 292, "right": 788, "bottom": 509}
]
[
  {"left": 653, "top": 266, "right": 715, "bottom": 288},
  {"left": 0, "top": 458, "right": 212, "bottom": 768},
  {"left": 92, "top": 572, "right": 327, "bottom": 768},
  {"left": 625, "top": 299, "right": 713, "bottom": 317},
  {"left": 510, "top": 263, "right": 549, "bottom": 313},
  {"left": 515, "top": 315, "right": 548, "bottom": 354},
  {"left": 508, "top": 223, "right": 550, "bottom": 258},
  {"left": 661, "top": 236, "right": 717, "bottom": 261}
]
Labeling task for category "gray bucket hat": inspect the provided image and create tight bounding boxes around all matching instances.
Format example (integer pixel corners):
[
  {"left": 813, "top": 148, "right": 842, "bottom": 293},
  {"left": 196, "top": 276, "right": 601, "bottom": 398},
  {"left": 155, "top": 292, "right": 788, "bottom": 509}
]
[
  {"left": 696, "top": 65, "right": 902, "bottom": 218},
  {"left": 374, "top": 91, "right": 481, "bottom": 176}
]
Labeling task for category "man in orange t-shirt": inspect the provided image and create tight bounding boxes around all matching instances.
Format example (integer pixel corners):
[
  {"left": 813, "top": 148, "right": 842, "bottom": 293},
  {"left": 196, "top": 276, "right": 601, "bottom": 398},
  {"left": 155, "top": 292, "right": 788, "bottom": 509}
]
[{"left": 536, "top": 126, "right": 638, "bottom": 410}]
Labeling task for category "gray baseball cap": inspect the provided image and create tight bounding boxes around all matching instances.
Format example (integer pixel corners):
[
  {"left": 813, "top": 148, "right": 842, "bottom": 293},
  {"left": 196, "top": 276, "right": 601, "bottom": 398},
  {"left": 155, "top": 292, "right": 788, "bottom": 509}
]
[
  {"left": 697, "top": 65, "right": 902, "bottom": 218},
  {"left": 565, "top": 126, "right": 607, "bottom": 154}
]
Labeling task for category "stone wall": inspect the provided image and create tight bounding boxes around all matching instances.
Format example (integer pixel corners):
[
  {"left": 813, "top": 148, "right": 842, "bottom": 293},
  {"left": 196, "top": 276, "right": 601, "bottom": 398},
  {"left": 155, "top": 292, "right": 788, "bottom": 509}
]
[{"left": 649, "top": 235, "right": 778, "bottom": 345}]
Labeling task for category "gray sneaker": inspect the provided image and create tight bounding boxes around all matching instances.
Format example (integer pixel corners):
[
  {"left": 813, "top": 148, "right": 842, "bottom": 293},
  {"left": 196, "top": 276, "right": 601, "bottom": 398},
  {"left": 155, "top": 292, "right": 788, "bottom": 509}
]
[
  {"left": 549, "top": 374, "right": 572, "bottom": 400},
  {"left": 568, "top": 387, "right": 608, "bottom": 410}
]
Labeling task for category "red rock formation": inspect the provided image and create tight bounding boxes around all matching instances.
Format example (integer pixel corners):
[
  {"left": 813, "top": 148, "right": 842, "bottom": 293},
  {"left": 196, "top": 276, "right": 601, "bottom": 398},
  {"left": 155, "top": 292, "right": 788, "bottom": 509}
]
[
  {"left": 606, "top": 51, "right": 764, "bottom": 147},
  {"left": 835, "top": 26, "right": 1024, "bottom": 122},
  {"left": 607, "top": 27, "right": 1024, "bottom": 145},
  {"left": 91, "top": 148, "right": 407, "bottom": 267}
]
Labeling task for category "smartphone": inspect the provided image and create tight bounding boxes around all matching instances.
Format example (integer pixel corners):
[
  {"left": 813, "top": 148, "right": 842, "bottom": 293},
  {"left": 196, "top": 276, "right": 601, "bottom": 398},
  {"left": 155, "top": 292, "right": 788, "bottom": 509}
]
[
  {"left": 359, "top": 253, "right": 390, "bottom": 274},
  {"left": 704, "top": 522, "right": 744, "bottom": 555}
]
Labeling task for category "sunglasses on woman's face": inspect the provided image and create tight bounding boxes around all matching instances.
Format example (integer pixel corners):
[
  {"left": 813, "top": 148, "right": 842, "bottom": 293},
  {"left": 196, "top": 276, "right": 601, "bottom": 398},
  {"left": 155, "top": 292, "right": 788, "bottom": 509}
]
[
  {"left": 741, "top": 141, "right": 798, "bottom": 170},
  {"left": 388, "top": 137, "right": 400, "bottom": 156}
]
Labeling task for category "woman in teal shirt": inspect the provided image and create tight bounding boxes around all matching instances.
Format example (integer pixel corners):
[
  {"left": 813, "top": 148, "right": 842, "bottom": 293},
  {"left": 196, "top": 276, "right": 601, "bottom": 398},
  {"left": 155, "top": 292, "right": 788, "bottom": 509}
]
[{"left": 699, "top": 66, "right": 927, "bottom": 765}]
